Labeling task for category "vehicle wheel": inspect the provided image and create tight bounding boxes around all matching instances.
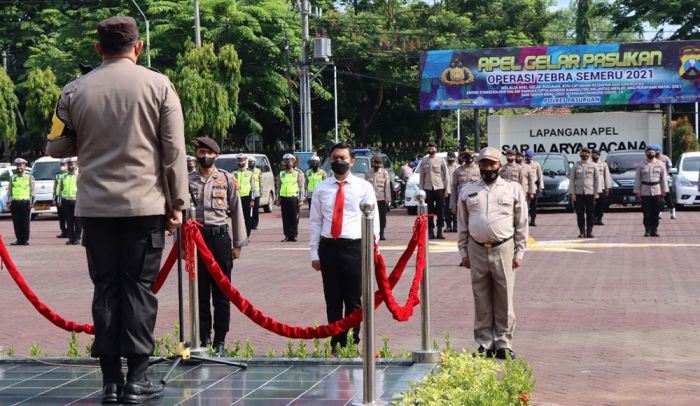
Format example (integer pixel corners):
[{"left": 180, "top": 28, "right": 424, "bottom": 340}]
[
  {"left": 407, "top": 206, "right": 417, "bottom": 215},
  {"left": 31, "top": 213, "right": 38, "bottom": 220},
  {"left": 263, "top": 192, "right": 274, "bottom": 213}
]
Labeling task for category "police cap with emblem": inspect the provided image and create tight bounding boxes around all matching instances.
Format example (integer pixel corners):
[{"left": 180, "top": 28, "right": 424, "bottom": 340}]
[
  {"left": 194, "top": 137, "right": 221, "bottom": 154},
  {"left": 479, "top": 147, "right": 502, "bottom": 162},
  {"left": 97, "top": 16, "right": 139, "bottom": 54}
]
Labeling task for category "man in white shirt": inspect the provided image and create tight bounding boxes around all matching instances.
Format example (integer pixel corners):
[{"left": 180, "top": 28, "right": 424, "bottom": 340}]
[{"left": 310, "top": 143, "right": 379, "bottom": 352}]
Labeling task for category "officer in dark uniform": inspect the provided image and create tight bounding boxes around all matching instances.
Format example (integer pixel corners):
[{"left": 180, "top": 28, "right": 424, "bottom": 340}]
[
  {"left": 9, "top": 158, "right": 35, "bottom": 246},
  {"left": 46, "top": 16, "right": 188, "bottom": 404},
  {"left": 54, "top": 159, "right": 68, "bottom": 238},
  {"left": 189, "top": 137, "right": 248, "bottom": 356}
]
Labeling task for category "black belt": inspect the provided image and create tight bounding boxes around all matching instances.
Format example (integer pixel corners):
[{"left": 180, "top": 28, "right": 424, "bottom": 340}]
[
  {"left": 200, "top": 224, "right": 229, "bottom": 236},
  {"left": 642, "top": 181, "right": 660, "bottom": 186},
  {"left": 320, "top": 236, "right": 360, "bottom": 243},
  {"left": 472, "top": 235, "right": 513, "bottom": 249}
]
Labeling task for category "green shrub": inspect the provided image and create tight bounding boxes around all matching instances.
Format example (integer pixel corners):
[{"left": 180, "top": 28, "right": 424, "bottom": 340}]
[{"left": 394, "top": 350, "right": 535, "bottom": 405}]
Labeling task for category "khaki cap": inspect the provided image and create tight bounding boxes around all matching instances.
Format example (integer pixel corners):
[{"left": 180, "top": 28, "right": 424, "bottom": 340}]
[{"left": 479, "top": 147, "right": 502, "bottom": 162}]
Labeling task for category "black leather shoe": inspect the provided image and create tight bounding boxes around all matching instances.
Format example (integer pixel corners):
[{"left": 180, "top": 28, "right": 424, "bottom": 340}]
[
  {"left": 56, "top": 233, "right": 68, "bottom": 238},
  {"left": 288, "top": 237, "right": 297, "bottom": 242},
  {"left": 650, "top": 230, "right": 659, "bottom": 237},
  {"left": 578, "top": 233, "right": 585, "bottom": 238},
  {"left": 66, "top": 240, "right": 73, "bottom": 245},
  {"left": 72, "top": 239, "right": 81, "bottom": 245},
  {"left": 379, "top": 234, "right": 386, "bottom": 241},
  {"left": 120, "top": 377, "right": 163, "bottom": 404},
  {"left": 428, "top": 232, "right": 436, "bottom": 240},
  {"left": 102, "top": 383, "right": 122, "bottom": 404},
  {"left": 436, "top": 229, "right": 445, "bottom": 240},
  {"left": 473, "top": 346, "right": 495, "bottom": 358},
  {"left": 214, "top": 342, "right": 226, "bottom": 357},
  {"left": 201, "top": 337, "right": 212, "bottom": 348},
  {"left": 529, "top": 221, "right": 537, "bottom": 227},
  {"left": 495, "top": 348, "right": 516, "bottom": 360},
  {"left": 10, "top": 241, "right": 21, "bottom": 246},
  {"left": 586, "top": 233, "right": 594, "bottom": 238}
]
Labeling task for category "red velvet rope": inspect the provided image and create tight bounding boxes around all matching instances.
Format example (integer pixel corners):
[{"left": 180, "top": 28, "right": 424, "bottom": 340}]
[{"left": 185, "top": 216, "right": 428, "bottom": 339}]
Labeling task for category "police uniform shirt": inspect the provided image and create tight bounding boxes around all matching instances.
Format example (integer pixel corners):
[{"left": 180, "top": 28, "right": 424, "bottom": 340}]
[
  {"left": 309, "top": 174, "right": 380, "bottom": 261},
  {"left": 419, "top": 156, "right": 449, "bottom": 190},
  {"left": 569, "top": 161, "right": 600, "bottom": 195},
  {"left": 364, "top": 168, "right": 392, "bottom": 202},
  {"left": 450, "top": 164, "right": 481, "bottom": 209},
  {"left": 457, "top": 177, "right": 528, "bottom": 260},
  {"left": 634, "top": 159, "right": 669, "bottom": 196},
  {"left": 399, "top": 164, "right": 413, "bottom": 181},
  {"left": 46, "top": 58, "right": 188, "bottom": 217},
  {"left": 595, "top": 161, "right": 613, "bottom": 192},
  {"left": 276, "top": 168, "right": 306, "bottom": 199},
  {"left": 523, "top": 161, "right": 544, "bottom": 191},
  {"left": 189, "top": 168, "right": 248, "bottom": 247},
  {"left": 8, "top": 174, "right": 36, "bottom": 202}
]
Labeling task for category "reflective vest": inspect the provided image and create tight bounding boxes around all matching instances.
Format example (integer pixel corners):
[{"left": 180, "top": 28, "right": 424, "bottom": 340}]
[
  {"left": 306, "top": 169, "right": 324, "bottom": 193},
  {"left": 279, "top": 170, "right": 300, "bottom": 197},
  {"left": 11, "top": 175, "right": 31, "bottom": 200},
  {"left": 234, "top": 170, "right": 252, "bottom": 197},
  {"left": 61, "top": 173, "right": 78, "bottom": 200},
  {"left": 252, "top": 168, "right": 261, "bottom": 194}
]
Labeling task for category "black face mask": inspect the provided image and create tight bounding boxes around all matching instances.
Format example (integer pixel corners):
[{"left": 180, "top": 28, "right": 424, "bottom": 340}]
[
  {"left": 447, "top": 159, "right": 455, "bottom": 165},
  {"left": 331, "top": 160, "right": 350, "bottom": 175},
  {"left": 580, "top": 155, "right": 589, "bottom": 161},
  {"left": 592, "top": 156, "right": 599, "bottom": 162},
  {"left": 310, "top": 163, "right": 319, "bottom": 169},
  {"left": 507, "top": 158, "right": 515, "bottom": 163},
  {"left": 646, "top": 153, "right": 656, "bottom": 160},
  {"left": 515, "top": 158, "right": 523, "bottom": 164},
  {"left": 238, "top": 163, "right": 246, "bottom": 169},
  {"left": 463, "top": 156, "right": 473, "bottom": 164},
  {"left": 197, "top": 156, "right": 215, "bottom": 168},
  {"left": 481, "top": 169, "right": 499, "bottom": 184},
  {"left": 372, "top": 165, "right": 381, "bottom": 171}
]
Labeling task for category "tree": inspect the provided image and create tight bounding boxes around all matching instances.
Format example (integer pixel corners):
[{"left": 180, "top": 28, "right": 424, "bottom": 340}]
[
  {"left": 0, "top": 68, "right": 19, "bottom": 149},
  {"left": 602, "top": 0, "right": 700, "bottom": 40},
  {"left": 671, "top": 117, "right": 699, "bottom": 162},
  {"left": 575, "top": 0, "right": 592, "bottom": 44},
  {"left": 20, "top": 67, "right": 61, "bottom": 153},
  {"left": 167, "top": 42, "right": 241, "bottom": 148}
]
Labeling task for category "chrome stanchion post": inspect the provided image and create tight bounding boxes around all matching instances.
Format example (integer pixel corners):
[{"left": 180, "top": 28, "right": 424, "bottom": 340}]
[
  {"left": 412, "top": 190, "right": 439, "bottom": 364},
  {"left": 187, "top": 206, "right": 207, "bottom": 357},
  {"left": 353, "top": 199, "right": 385, "bottom": 406}
]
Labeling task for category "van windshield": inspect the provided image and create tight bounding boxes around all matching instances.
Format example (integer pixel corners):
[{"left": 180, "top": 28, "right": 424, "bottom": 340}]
[
  {"left": 215, "top": 158, "right": 237, "bottom": 173},
  {"left": 32, "top": 161, "right": 61, "bottom": 180}
]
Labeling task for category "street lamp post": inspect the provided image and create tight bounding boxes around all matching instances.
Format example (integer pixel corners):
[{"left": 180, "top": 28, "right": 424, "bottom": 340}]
[{"left": 130, "top": 0, "right": 151, "bottom": 67}]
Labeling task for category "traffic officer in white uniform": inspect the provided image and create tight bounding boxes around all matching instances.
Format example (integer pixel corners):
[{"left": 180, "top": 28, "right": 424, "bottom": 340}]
[
  {"left": 232, "top": 153, "right": 256, "bottom": 237},
  {"left": 306, "top": 155, "right": 327, "bottom": 208},
  {"left": 58, "top": 157, "right": 81, "bottom": 245},
  {"left": 8, "top": 158, "right": 35, "bottom": 246},
  {"left": 457, "top": 147, "right": 528, "bottom": 360},
  {"left": 275, "top": 154, "right": 305, "bottom": 242}
]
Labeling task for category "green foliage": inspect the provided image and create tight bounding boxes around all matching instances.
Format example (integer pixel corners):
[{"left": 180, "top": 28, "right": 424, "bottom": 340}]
[
  {"left": 29, "top": 344, "right": 41, "bottom": 357},
  {"left": 265, "top": 348, "right": 276, "bottom": 358},
  {"left": 395, "top": 350, "right": 535, "bottom": 405},
  {"left": 66, "top": 332, "right": 81, "bottom": 357},
  {"left": 380, "top": 336, "right": 393, "bottom": 359},
  {"left": 602, "top": 0, "right": 699, "bottom": 40},
  {"left": 285, "top": 338, "right": 296, "bottom": 357},
  {"left": 20, "top": 67, "right": 60, "bottom": 152},
  {"left": 6, "top": 346, "right": 15, "bottom": 356},
  {"left": 575, "top": 0, "right": 592, "bottom": 44},
  {"left": 312, "top": 337, "right": 323, "bottom": 358},
  {"left": 0, "top": 68, "right": 18, "bottom": 145},
  {"left": 85, "top": 337, "right": 94, "bottom": 356},
  {"left": 671, "top": 117, "right": 699, "bottom": 162},
  {"left": 297, "top": 340, "right": 308, "bottom": 359},
  {"left": 244, "top": 340, "right": 255, "bottom": 358}
]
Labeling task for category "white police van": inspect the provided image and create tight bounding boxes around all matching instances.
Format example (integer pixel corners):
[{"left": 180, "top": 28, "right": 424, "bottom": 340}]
[{"left": 30, "top": 156, "right": 63, "bottom": 218}]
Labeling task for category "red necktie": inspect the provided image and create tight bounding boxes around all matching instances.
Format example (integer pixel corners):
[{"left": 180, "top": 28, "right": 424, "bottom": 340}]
[{"left": 331, "top": 181, "right": 346, "bottom": 239}]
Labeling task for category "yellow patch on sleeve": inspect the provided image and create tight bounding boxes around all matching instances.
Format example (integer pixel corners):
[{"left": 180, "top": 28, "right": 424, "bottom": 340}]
[{"left": 47, "top": 113, "right": 65, "bottom": 141}]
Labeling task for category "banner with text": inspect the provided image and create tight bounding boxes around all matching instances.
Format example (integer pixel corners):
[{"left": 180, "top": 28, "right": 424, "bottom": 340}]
[{"left": 419, "top": 41, "right": 700, "bottom": 110}]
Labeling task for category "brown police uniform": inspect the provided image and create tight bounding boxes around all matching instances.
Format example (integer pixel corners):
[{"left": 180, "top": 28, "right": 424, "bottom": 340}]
[
  {"left": 500, "top": 162, "right": 535, "bottom": 196},
  {"left": 457, "top": 160, "right": 528, "bottom": 353},
  {"left": 365, "top": 167, "right": 392, "bottom": 239},
  {"left": 569, "top": 161, "right": 600, "bottom": 236},
  {"left": 419, "top": 156, "right": 450, "bottom": 234},
  {"left": 189, "top": 168, "right": 247, "bottom": 347},
  {"left": 634, "top": 158, "right": 668, "bottom": 235},
  {"left": 449, "top": 163, "right": 481, "bottom": 210},
  {"left": 594, "top": 159, "right": 613, "bottom": 224},
  {"left": 46, "top": 20, "right": 187, "bottom": 386}
]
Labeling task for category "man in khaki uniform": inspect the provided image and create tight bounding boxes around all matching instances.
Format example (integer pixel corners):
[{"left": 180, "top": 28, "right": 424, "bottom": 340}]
[
  {"left": 365, "top": 155, "right": 392, "bottom": 240},
  {"left": 443, "top": 152, "right": 459, "bottom": 232},
  {"left": 501, "top": 150, "right": 535, "bottom": 201},
  {"left": 635, "top": 145, "right": 669, "bottom": 237},
  {"left": 450, "top": 150, "right": 481, "bottom": 215},
  {"left": 655, "top": 146, "right": 676, "bottom": 219},
  {"left": 457, "top": 147, "right": 528, "bottom": 360},
  {"left": 46, "top": 16, "right": 187, "bottom": 404},
  {"left": 522, "top": 151, "right": 543, "bottom": 226},
  {"left": 569, "top": 148, "right": 600, "bottom": 238},
  {"left": 591, "top": 149, "right": 612, "bottom": 225},
  {"left": 189, "top": 137, "right": 247, "bottom": 355},
  {"left": 419, "top": 141, "right": 450, "bottom": 239}
]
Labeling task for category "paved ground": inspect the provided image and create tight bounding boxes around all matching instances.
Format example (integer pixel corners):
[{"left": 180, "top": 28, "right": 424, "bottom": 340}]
[{"left": 0, "top": 204, "right": 699, "bottom": 405}]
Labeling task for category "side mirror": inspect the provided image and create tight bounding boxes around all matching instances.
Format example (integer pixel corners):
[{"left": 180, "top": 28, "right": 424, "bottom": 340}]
[{"left": 670, "top": 168, "right": 678, "bottom": 175}]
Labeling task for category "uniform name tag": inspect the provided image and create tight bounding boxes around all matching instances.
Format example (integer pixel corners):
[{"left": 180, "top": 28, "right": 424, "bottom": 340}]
[{"left": 468, "top": 192, "right": 478, "bottom": 197}]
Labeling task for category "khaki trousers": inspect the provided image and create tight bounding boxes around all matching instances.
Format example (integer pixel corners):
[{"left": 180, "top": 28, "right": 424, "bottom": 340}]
[{"left": 467, "top": 237, "right": 516, "bottom": 350}]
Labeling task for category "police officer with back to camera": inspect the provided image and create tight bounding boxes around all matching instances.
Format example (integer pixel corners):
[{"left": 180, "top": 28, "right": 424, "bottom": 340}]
[
  {"left": 443, "top": 151, "right": 459, "bottom": 232},
  {"left": 522, "top": 151, "right": 543, "bottom": 226},
  {"left": 591, "top": 149, "right": 612, "bottom": 225},
  {"left": 365, "top": 155, "right": 391, "bottom": 240},
  {"left": 306, "top": 155, "right": 327, "bottom": 208},
  {"left": 457, "top": 147, "right": 528, "bottom": 360},
  {"left": 231, "top": 153, "right": 256, "bottom": 237},
  {"left": 569, "top": 148, "right": 600, "bottom": 238},
  {"left": 655, "top": 145, "right": 676, "bottom": 219},
  {"left": 275, "top": 154, "right": 305, "bottom": 242},
  {"left": 419, "top": 141, "right": 450, "bottom": 239},
  {"left": 46, "top": 16, "right": 188, "bottom": 404},
  {"left": 186, "top": 155, "right": 197, "bottom": 174},
  {"left": 54, "top": 158, "right": 68, "bottom": 238},
  {"left": 189, "top": 137, "right": 248, "bottom": 355},
  {"left": 635, "top": 145, "right": 669, "bottom": 237},
  {"left": 58, "top": 157, "right": 82, "bottom": 245},
  {"left": 8, "top": 158, "right": 35, "bottom": 246},
  {"left": 248, "top": 158, "right": 262, "bottom": 229}
]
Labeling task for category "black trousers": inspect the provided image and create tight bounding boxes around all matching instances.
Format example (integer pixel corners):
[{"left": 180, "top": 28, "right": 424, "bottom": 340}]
[
  {"left": 197, "top": 231, "right": 233, "bottom": 345},
  {"left": 57, "top": 203, "right": 66, "bottom": 234},
  {"left": 425, "top": 189, "right": 445, "bottom": 231},
  {"left": 574, "top": 194, "right": 595, "bottom": 234},
  {"left": 663, "top": 192, "right": 675, "bottom": 210},
  {"left": 280, "top": 196, "right": 299, "bottom": 239},
  {"left": 81, "top": 216, "right": 164, "bottom": 383},
  {"left": 377, "top": 200, "right": 387, "bottom": 236},
  {"left": 251, "top": 196, "right": 260, "bottom": 228},
  {"left": 63, "top": 200, "right": 82, "bottom": 242},
  {"left": 240, "top": 195, "right": 252, "bottom": 237},
  {"left": 10, "top": 200, "right": 30, "bottom": 243},
  {"left": 594, "top": 193, "right": 607, "bottom": 220},
  {"left": 319, "top": 238, "right": 361, "bottom": 349},
  {"left": 642, "top": 195, "right": 663, "bottom": 231},
  {"left": 529, "top": 195, "right": 538, "bottom": 223},
  {"left": 444, "top": 196, "right": 456, "bottom": 229}
]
